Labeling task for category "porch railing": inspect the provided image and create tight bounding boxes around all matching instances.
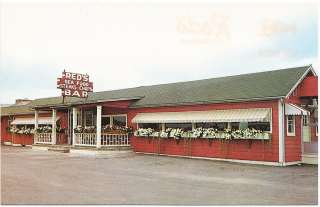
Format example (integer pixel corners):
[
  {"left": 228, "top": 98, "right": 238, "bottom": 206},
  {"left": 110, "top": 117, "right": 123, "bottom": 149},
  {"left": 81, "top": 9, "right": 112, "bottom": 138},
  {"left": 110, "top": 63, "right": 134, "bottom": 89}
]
[
  {"left": 74, "top": 133, "right": 97, "bottom": 146},
  {"left": 34, "top": 133, "right": 52, "bottom": 144},
  {"left": 101, "top": 133, "right": 130, "bottom": 146},
  {"left": 73, "top": 133, "right": 130, "bottom": 147}
]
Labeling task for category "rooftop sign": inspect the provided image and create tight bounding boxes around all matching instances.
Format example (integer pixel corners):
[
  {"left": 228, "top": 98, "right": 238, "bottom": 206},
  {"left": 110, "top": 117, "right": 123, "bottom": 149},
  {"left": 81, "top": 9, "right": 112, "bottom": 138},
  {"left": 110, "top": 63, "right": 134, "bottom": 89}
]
[{"left": 57, "top": 71, "right": 93, "bottom": 98}]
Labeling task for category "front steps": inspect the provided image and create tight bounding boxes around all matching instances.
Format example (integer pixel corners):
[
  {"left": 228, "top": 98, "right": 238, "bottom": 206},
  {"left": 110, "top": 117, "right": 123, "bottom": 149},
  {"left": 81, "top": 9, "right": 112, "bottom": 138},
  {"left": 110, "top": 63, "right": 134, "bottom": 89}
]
[
  {"left": 302, "top": 154, "right": 318, "bottom": 165},
  {"left": 32, "top": 144, "right": 133, "bottom": 157},
  {"left": 48, "top": 145, "right": 70, "bottom": 153},
  {"left": 71, "top": 145, "right": 132, "bottom": 151}
]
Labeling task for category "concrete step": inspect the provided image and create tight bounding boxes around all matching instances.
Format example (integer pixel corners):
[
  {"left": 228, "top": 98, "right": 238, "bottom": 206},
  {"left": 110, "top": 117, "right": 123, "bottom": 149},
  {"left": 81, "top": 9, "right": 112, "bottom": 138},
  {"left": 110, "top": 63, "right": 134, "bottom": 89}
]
[
  {"left": 302, "top": 154, "right": 318, "bottom": 165},
  {"left": 47, "top": 145, "right": 71, "bottom": 153},
  {"left": 71, "top": 145, "right": 132, "bottom": 151}
]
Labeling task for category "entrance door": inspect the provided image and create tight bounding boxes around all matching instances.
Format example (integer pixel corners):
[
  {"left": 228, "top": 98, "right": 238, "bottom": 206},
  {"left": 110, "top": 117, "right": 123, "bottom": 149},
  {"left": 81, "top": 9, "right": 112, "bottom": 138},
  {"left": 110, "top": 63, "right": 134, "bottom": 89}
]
[{"left": 302, "top": 115, "right": 311, "bottom": 142}]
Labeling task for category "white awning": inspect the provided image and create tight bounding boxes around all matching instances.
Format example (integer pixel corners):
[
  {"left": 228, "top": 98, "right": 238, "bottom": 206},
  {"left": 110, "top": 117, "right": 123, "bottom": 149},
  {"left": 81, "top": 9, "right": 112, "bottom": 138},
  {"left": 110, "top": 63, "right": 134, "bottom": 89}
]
[
  {"left": 11, "top": 117, "right": 60, "bottom": 125},
  {"left": 132, "top": 108, "right": 271, "bottom": 123},
  {"left": 285, "top": 103, "right": 309, "bottom": 116}
]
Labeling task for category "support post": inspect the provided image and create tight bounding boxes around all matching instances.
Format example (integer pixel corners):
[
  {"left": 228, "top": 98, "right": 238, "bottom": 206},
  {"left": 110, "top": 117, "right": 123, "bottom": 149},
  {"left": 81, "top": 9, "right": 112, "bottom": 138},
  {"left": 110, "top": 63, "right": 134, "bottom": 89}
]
[
  {"left": 278, "top": 99, "right": 285, "bottom": 165},
  {"left": 34, "top": 110, "right": 39, "bottom": 144},
  {"left": 72, "top": 107, "right": 77, "bottom": 146},
  {"left": 52, "top": 109, "right": 57, "bottom": 145},
  {"left": 96, "top": 105, "right": 102, "bottom": 148}
]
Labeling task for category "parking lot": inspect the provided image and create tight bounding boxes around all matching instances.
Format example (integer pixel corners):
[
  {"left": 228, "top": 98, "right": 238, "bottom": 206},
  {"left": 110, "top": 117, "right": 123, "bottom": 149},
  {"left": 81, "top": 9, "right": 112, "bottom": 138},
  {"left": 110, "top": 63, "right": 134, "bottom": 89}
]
[{"left": 1, "top": 146, "right": 318, "bottom": 205}]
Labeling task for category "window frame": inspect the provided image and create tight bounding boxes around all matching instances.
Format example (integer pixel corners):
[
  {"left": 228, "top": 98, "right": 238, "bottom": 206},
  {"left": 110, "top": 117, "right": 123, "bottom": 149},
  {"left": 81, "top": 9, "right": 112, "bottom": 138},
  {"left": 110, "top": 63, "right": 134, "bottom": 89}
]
[
  {"left": 302, "top": 115, "right": 309, "bottom": 126},
  {"left": 101, "top": 114, "right": 127, "bottom": 127},
  {"left": 84, "top": 111, "right": 94, "bottom": 127},
  {"left": 287, "top": 115, "right": 295, "bottom": 136}
]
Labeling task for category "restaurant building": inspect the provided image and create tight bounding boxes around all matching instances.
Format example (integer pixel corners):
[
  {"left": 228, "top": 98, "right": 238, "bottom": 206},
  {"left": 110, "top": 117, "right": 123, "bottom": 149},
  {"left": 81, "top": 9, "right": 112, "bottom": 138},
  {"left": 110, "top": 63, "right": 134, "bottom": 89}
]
[{"left": 1, "top": 65, "right": 318, "bottom": 166}]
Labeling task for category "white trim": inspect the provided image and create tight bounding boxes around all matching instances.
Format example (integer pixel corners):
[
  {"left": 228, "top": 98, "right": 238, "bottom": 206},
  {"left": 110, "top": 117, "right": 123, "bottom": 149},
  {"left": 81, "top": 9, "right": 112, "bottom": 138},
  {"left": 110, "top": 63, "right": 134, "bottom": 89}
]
[
  {"left": 286, "top": 115, "right": 295, "bottom": 136},
  {"left": 3, "top": 141, "right": 12, "bottom": 146},
  {"left": 286, "top": 65, "right": 316, "bottom": 98},
  {"left": 301, "top": 116, "right": 304, "bottom": 154},
  {"left": 51, "top": 109, "right": 57, "bottom": 145},
  {"left": 270, "top": 108, "right": 273, "bottom": 133},
  {"left": 96, "top": 106, "right": 102, "bottom": 149},
  {"left": 135, "top": 152, "right": 300, "bottom": 166},
  {"left": 278, "top": 99, "right": 285, "bottom": 164},
  {"left": 72, "top": 107, "right": 78, "bottom": 147},
  {"left": 282, "top": 161, "right": 303, "bottom": 166}
]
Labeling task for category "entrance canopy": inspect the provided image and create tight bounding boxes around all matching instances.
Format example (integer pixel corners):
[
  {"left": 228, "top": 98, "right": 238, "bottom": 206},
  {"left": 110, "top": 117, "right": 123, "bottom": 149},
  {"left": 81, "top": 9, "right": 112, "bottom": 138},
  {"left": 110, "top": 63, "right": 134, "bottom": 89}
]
[
  {"left": 11, "top": 117, "right": 60, "bottom": 125},
  {"left": 285, "top": 103, "right": 309, "bottom": 115},
  {"left": 132, "top": 108, "right": 271, "bottom": 123}
]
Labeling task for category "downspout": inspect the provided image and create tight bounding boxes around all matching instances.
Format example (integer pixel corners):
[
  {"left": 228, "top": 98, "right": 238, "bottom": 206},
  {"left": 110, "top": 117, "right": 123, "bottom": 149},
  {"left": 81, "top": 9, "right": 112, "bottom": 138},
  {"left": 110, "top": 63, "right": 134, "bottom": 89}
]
[{"left": 278, "top": 98, "right": 285, "bottom": 166}]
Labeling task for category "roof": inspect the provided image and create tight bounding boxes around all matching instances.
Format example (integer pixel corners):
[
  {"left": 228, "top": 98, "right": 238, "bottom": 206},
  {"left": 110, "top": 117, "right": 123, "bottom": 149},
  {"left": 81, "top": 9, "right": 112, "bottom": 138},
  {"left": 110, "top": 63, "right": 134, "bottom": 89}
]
[
  {"left": 2, "top": 65, "right": 315, "bottom": 112},
  {"left": 1, "top": 104, "right": 34, "bottom": 116}
]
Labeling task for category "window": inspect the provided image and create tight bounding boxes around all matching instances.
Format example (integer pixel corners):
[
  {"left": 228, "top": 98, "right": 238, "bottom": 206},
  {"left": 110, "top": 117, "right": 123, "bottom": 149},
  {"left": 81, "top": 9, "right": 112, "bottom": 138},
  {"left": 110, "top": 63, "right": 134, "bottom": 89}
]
[
  {"left": 102, "top": 114, "right": 127, "bottom": 127},
  {"left": 165, "top": 123, "right": 192, "bottom": 130},
  {"left": 302, "top": 115, "right": 309, "bottom": 126},
  {"left": 84, "top": 111, "right": 94, "bottom": 126},
  {"left": 195, "top": 122, "right": 227, "bottom": 130},
  {"left": 287, "top": 115, "right": 295, "bottom": 136},
  {"left": 228, "top": 122, "right": 270, "bottom": 131},
  {"left": 113, "top": 115, "right": 127, "bottom": 127},
  {"left": 248, "top": 122, "right": 271, "bottom": 131},
  {"left": 101, "top": 116, "right": 111, "bottom": 126},
  {"left": 231, "top": 122, "right": 240, "bottom": 130},
  {"left": 138, "top": 123, "right": 161, "bottom": 130}
]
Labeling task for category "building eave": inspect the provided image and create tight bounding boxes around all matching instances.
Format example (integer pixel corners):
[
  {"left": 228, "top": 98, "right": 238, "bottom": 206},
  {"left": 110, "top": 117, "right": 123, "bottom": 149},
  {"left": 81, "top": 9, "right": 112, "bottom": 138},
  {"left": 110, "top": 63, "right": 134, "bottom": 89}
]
[{"left": 129, "top": 96, "right": 283, "bottom": 109}]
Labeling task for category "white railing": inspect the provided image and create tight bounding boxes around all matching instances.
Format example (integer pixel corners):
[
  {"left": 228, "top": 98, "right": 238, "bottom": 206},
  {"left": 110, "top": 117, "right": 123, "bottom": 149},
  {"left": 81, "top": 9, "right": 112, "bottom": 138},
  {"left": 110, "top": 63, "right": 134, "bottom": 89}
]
[
  {"left": 101, "top": 133, "right": 130, "bottom": 146},
  {"left": 34, "top": 133, "right": 52, "bottom": 144},
  {"left": 74, "top": 133, "right": 97, "bottom": 146}
]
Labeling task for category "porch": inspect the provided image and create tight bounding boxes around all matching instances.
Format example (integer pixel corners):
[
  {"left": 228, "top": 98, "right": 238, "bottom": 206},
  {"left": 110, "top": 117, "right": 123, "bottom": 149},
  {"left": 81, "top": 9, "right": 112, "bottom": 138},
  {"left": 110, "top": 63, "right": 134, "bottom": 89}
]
[{"left": 33, "top": 102, "right": 132, "bottom": 149}]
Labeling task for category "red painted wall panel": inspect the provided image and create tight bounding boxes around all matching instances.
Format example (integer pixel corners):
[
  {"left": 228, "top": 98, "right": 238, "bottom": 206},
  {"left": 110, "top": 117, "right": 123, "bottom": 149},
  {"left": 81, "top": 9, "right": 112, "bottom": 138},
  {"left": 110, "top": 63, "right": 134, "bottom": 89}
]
[
  {"left": 300, "top": 76, "right": 318, "bottom": 97},
  {"left": 128, "top": 100, "right": 280, "bottom": 162},
  {"left": 1, "top": 112, "right": 69, "bottom": 145},
  {"left": 1, "top": 116, "right": 11, "bottom": 143},
  {"left": 284, "top": 116, "right": 302, "bottom": 162}
]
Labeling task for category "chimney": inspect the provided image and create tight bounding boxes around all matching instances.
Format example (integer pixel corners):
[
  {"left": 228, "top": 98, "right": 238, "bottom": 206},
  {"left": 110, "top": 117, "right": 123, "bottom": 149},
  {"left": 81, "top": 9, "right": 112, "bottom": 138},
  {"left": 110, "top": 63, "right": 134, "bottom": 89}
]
[{"left": 15, "top": 99, "right": 32, "bottom": 105}]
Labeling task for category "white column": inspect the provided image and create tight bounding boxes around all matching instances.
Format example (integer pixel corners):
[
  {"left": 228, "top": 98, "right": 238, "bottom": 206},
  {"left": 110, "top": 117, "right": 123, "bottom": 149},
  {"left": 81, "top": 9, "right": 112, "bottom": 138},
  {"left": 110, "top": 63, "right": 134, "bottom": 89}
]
[
  {"left": 72, "top": 107, "right": 77, "bottom": 146},
  {"left": 52, "top": 109, "right": 57, "bottom": 145},
  {"left": 34, "top": 110, "right": 39, "bottom": 144},
  {"left": 278, "top": 99, "right": 285, "bottom": 165},
  {"left": 96, "top": 105, "right": 102, "bottom": 148}
]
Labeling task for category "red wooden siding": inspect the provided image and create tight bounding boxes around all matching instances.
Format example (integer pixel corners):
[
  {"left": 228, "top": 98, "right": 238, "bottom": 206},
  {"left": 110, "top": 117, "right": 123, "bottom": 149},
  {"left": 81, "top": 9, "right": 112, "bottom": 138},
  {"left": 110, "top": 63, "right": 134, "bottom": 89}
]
[
  {"left": 284, "top": 115, "right": 302, "bottom": 162},
  {"left": 300, "top": 76, "right": 318, "bottom": 97},
  {"left": 1, "top": 111, "right": 69, "bottom": 145},
  {"left": 128, "top": 100, "right": 280, "bottom": 162}
]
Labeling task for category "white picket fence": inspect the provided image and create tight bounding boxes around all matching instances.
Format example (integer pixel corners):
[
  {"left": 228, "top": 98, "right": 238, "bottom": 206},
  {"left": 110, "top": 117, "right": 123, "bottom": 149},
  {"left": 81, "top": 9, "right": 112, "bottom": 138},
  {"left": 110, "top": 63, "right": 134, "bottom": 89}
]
[
  {"left": 74, "top": 133, "right": 97, "bottom": 146},
  {"left": 74, "top": 133, "right": 130, "bottom": 147},
  {"left": 34, "top": 133, "right": 52, "bottom": 144},
  {"left": 101, "top": 133, "right": 130, "bottom": 146}
]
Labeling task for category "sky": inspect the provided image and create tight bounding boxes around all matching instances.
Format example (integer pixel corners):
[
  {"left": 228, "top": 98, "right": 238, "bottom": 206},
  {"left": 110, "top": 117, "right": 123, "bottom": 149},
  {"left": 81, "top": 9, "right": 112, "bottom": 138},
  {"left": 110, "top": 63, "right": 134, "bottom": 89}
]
[{"left": 0, "top": 1, "right": 318, "bottom": 104}]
